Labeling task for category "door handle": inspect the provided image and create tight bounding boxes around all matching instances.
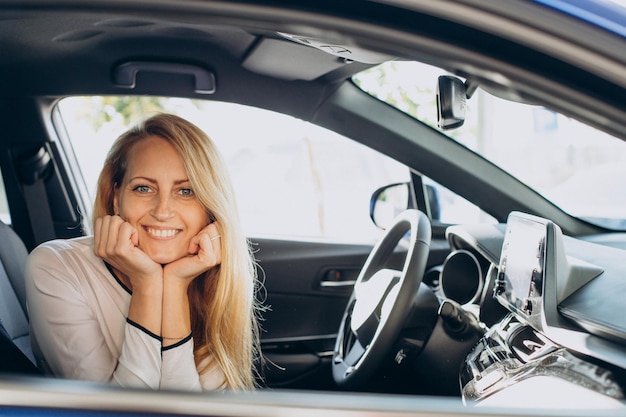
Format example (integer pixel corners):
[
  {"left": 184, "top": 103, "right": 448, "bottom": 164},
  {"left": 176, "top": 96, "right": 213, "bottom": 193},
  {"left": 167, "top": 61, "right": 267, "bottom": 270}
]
[{"left": 319, "top": 268, "right": 358, "bottom": 288}]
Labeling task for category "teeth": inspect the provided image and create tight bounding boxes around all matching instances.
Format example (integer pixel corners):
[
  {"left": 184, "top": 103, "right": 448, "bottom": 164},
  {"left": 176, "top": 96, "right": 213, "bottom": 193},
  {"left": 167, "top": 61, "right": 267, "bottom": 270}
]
[{"left": 147, "top": 228, "right": 178, "bottom": 238}]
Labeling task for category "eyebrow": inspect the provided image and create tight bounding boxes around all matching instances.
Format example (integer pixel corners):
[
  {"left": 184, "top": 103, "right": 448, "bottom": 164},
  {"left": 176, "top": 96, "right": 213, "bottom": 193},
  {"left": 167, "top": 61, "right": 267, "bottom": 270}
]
[{"left": 128, "top": 176, "right": 190, "bottom": 185}]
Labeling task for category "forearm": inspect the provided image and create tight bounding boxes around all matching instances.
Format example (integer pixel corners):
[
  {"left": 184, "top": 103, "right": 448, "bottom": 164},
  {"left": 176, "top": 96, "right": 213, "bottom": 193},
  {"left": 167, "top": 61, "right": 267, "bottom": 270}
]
[
  {"left": 160, "top": 336, "right": 202, "bottom": 391},
  {"left": 121, "top": 271, "right": 166, "bottom": 388},
  {"left": 113, "top": 321, "right": 163, "bottom": 389},
  {"left": 159, "top": 275, "right": 202, "bottom": 390},
  {"left": 161, "top": 277, "right": 192, "bottom": 347},
  {"left": 127, "top": 281, "right": 164, "bottom": 336},
  {"left": 108, "top": 275, "right": 165, "bottom": 388}
]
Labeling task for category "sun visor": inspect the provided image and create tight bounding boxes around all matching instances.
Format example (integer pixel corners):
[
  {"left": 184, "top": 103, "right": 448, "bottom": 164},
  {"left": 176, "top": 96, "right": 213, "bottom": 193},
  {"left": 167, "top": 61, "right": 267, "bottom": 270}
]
[
  {"left": 243, "top": 34, "right": 394, "bottom": 81},
  {"left": 242, "top": 37, "right": 349, "bottom": 81},
  {"left": 277, "top": 33, "right": 394, "bottom": 64}
]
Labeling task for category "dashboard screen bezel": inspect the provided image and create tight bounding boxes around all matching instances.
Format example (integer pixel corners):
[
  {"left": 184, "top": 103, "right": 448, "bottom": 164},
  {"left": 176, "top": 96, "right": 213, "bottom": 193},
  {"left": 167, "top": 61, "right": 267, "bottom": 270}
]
[{"left": 495, "top": 212, "right": 554, "bottom": 324}]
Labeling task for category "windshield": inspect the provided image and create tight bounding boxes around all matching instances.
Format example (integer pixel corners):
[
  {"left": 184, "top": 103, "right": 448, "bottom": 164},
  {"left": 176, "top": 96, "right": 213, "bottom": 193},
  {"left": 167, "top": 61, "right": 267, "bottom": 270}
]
[{"left": 353, "top": 61, "right": 626, "bottom": 230}]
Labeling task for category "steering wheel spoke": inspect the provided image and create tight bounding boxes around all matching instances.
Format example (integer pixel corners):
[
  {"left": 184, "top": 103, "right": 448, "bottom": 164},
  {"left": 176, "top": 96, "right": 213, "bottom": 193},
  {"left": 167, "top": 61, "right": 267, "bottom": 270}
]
[{"left": 343, "top": 338, "right": 366, "bottom": 368}]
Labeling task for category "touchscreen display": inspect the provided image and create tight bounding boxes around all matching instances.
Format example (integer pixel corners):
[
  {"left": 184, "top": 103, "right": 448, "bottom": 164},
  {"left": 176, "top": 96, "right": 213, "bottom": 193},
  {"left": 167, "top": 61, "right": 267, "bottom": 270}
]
[{"left": 496, "top": 213, "right": 546, "bottom": 315}]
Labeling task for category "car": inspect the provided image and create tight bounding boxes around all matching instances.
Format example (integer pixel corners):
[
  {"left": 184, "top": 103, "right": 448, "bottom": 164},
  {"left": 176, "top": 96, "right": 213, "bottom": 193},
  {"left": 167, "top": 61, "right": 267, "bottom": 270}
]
[{"left": 1, "top": 0, "right": 626, "bottom": 415}]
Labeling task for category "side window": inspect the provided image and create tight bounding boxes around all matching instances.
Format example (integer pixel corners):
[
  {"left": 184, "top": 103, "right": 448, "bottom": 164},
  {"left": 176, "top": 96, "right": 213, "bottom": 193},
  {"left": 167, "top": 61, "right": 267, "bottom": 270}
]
[
  {"left": 56, "top": 97, "right": 409, "bottom": 243},
  {"left": 424, "top": 177, "right": 497, "bottom": 225},
  {"left": 0, "top": 170, "right": 11, "bottom": 225}
]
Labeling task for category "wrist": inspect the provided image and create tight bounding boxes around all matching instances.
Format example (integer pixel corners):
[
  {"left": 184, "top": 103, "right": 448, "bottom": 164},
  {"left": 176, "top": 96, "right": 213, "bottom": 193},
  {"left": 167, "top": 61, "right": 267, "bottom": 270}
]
[
  {"left": 161, "top": 332, "right": 192, "bottom": 341},
  {"left": 161, "top": 331, "right": 192, "bottom": 348},
  {"left": 163, "top": 272, "right": 193, "bottom": 292},
  {"left": 131, "top": 279, "right": 164, "bottom": 297}
]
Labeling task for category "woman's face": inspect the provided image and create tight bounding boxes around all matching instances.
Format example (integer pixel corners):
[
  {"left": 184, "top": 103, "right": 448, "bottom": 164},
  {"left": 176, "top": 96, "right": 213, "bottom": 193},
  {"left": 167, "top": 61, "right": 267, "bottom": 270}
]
[{"left": 114, "top": 135, "right": 210, "bottom": 264}]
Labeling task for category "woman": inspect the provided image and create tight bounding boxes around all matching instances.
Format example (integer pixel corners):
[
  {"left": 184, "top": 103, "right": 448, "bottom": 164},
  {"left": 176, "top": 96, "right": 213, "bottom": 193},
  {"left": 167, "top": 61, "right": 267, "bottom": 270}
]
[{"left": 25, "top": 113, "right": 261, "bottom": 391}]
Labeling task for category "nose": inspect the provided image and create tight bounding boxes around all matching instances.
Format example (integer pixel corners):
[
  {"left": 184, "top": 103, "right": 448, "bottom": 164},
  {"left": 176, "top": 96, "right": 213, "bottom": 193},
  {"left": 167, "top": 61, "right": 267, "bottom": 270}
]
[{"left": 151, "top": 194, "right": 175, "bottom": 221}]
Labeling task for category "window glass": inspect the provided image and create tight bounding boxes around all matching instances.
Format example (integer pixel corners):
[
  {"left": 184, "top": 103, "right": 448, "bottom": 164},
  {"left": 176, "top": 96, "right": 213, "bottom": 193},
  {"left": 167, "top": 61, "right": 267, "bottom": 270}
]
[
  {"left": 56, "top": 97, "right": 409, "bottom": 242},
  {"left": 354, "top": 61, "right": 626, "bottom": 230},
  {"left": 423, "top": 177, "right": 496, "bottom": 225},
  {"left": 0, "top": 170, "right": 11, "bottom": 225}
]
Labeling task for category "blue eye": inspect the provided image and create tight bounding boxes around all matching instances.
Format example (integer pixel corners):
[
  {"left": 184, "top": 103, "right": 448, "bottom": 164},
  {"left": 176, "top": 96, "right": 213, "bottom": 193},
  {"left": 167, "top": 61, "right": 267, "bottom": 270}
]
[
  {"left": 133, "top": 185, "right": 151, "bottom": 193},
  {"left": 179, "top": 188, "right": 194, "bottom": 196}
]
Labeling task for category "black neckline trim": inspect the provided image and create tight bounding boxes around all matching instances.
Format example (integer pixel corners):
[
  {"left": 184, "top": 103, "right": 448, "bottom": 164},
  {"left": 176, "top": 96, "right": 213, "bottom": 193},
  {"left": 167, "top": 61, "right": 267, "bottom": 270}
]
[{"left": 104, "top": 261, "right": 132, "bottom": 295}]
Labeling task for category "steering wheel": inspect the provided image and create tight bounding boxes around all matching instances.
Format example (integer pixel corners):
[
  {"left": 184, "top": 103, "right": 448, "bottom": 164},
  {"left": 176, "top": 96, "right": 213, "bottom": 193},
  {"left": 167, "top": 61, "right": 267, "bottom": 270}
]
[{"left": 332, "top": 209, "right": 431, "bottom": 389}]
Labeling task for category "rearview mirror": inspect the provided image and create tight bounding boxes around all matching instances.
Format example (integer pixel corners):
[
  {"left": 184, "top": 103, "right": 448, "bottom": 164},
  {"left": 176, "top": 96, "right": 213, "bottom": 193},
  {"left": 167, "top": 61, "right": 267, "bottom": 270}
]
[{"left": 436, "top": 75, "right": 467, "bottom": 130}]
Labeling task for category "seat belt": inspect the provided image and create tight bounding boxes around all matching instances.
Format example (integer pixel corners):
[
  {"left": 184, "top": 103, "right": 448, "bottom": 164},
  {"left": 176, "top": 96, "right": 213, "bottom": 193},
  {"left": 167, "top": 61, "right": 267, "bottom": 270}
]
[{"left": 18, "top": 147, "right": 56, "bottom": 245}]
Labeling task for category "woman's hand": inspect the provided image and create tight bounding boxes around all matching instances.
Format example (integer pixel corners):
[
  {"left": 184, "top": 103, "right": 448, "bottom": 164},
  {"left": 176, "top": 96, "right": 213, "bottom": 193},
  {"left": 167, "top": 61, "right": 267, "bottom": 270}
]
[
  {"left": 163, "top": 222, "right": 222, "bottom": 285},
  {"left": 95, "top": 215, "right": 164, "bottom": 336},
  {"left": 160, "top": 223, "right": 221, "bottom": 347},
  {"left": 93, "top": 215, "right": 163, "bottom": 288}
]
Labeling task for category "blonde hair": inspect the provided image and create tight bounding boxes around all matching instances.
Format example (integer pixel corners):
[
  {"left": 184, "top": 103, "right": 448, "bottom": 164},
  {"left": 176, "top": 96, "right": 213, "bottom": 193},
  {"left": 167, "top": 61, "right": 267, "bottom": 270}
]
[{"left": 93, "top": 113, "right": 261, "bottom": 390}]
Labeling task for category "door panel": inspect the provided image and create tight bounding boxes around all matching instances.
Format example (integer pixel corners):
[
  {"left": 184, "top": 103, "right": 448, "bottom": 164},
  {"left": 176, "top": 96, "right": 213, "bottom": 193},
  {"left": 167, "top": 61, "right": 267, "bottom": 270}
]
[
  {"left": 253, "top": 238, "right": 371, "bottom": 339},
  {"left": 252, "top": 235, "right": 450, "bottom": 389}
]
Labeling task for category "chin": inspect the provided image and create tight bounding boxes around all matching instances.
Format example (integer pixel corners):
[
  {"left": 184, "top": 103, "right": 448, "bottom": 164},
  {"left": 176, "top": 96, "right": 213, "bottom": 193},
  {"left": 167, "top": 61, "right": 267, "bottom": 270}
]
[{"left": 143, "top": 247, "right": 187, "bottom": 265}]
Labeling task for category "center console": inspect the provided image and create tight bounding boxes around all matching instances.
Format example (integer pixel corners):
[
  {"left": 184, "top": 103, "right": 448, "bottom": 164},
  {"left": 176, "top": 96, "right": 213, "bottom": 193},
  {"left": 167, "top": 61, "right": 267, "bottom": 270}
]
[{"left": 460, "top": 212, "right": 624, "bottom": 408}]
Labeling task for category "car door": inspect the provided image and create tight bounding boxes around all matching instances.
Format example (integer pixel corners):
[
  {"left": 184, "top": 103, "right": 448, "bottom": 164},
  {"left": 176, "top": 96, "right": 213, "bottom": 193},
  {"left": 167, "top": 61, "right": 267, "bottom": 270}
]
[{"left": 254, "top": 217, "right": 453, "bottom": 390}]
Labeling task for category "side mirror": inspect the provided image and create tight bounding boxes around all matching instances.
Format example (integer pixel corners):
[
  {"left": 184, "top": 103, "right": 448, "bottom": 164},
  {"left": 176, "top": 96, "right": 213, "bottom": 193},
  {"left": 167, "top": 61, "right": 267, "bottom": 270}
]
[
  {"left": 370, "top": 183, "right": 412, "bottom": 229},
  {"left": 370, "top": 182, "right": 441, "bottom": 229}
]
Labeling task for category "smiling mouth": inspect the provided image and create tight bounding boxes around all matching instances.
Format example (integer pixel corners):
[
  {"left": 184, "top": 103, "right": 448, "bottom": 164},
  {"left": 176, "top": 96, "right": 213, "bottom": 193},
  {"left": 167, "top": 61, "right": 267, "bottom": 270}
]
[{"left": 145, "top": 227, "right": 181, "bottom": 238}]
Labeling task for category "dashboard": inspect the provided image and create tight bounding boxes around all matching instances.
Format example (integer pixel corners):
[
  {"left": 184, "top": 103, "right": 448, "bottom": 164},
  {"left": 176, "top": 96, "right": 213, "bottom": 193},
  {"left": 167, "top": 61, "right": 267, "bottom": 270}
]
[{"left": 442, "top": 212, "right": 626, "bottom": 408}]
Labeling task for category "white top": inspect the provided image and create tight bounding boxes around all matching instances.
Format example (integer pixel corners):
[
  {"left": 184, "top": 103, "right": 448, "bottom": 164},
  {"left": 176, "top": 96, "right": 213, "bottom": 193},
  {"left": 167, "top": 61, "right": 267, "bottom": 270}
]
[{"left": 25, "top": 236, "right": 225, "bottom": 391}]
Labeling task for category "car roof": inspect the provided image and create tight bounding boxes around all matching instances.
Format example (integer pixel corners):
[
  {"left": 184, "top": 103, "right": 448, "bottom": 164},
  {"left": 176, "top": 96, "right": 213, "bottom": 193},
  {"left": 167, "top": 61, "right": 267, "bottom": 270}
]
[
  {"left": 530, "top": 0, "right": 626, "bottom": 38},
  {"left": 2, "top": 1, "right": 625, "bottom": 102}
]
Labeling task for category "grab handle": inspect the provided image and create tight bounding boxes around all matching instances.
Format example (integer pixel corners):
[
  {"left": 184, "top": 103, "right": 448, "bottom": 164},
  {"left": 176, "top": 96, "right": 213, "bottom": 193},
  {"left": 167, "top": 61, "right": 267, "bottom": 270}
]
[{"left": 113, "top": 61, "right": 216, "bottom": 94}]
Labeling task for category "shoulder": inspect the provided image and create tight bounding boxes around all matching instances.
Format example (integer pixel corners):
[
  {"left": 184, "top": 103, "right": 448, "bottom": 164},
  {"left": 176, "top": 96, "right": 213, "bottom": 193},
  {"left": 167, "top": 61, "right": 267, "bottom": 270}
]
[
  {"left": 29, "top": 236, "right": 94, "bottom": 261},
  {"left": 26, "top": 236, "right": 100, "bottom": 284},
  {"left": 31, "top": 235, "right": 93, "bottom": 253}
]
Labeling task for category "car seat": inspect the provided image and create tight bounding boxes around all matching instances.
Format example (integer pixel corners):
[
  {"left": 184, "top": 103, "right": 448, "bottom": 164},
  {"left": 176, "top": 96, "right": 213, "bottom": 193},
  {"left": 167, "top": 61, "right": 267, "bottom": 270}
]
[{"left": 0, "top": 220, "right": 40, "bottom": 374}]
